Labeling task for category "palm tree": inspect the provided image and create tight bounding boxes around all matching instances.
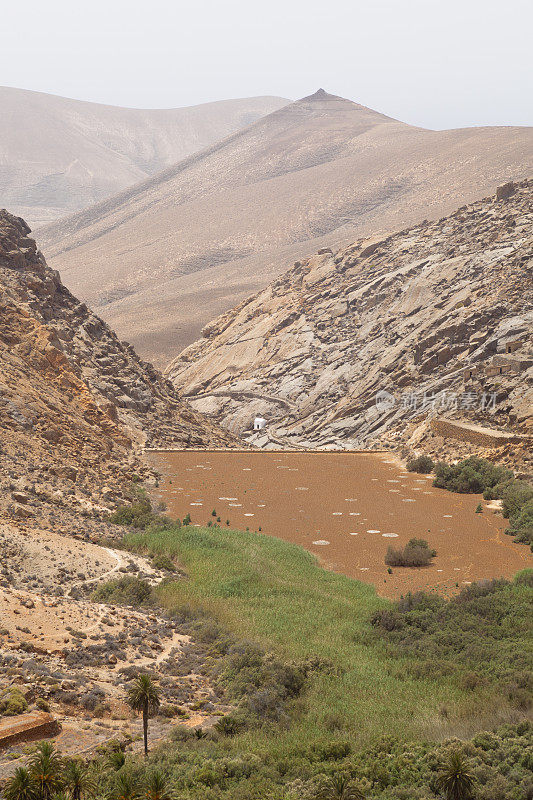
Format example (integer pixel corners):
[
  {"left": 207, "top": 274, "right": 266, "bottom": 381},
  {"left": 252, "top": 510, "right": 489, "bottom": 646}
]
[
  {"left": 126, "top": 674, "right": 161, "bottom": 756},
  {"left": 317, "top": 772, "right": 365, "bottom": 800},
  {"left": 435, "top": 750, "right": 476, "bottom": 800},
  {"left": 63, "top": 759, "right": 96, "bottom": 800},
  {"left": 27, "top": 741, "right": 63, "bottom": 800},
  {"left": 110, "top": 771, "right": 141, "bottom": 800},
  {"left": 145, "top": 770, "right": 174, "bottom": 800},
  {"left": 3, "top": 767, "right": 36, "bottom": 800}
]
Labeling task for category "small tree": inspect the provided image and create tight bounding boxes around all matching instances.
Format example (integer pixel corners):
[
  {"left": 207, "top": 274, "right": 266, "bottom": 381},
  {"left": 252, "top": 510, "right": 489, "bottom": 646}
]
[
  {"left": 28, "top": 742, "right": 63, "bottom": 800},
  {"left": 435, "top": 750, "right": 476, "bottom": 800},
  {"left": 3, "top": 767, "right": 36, "bottom": 800},
  {"left": 126, "top": 674, "right": 161, "bottom": 756},
  {"left": 63, "top": 759, "right": 96, "bottom": 800}
]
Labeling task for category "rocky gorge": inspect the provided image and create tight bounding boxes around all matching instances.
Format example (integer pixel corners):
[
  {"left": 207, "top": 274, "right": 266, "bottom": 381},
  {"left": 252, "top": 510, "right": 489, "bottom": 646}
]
[{"left": 167, "top": 180, "right": 532, "bottom": 471}]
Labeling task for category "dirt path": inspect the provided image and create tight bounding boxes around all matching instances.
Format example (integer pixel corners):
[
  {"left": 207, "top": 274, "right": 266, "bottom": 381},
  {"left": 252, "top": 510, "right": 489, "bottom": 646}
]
[{"left": 65, "top": 547, "right": 123, "bottom": 597}]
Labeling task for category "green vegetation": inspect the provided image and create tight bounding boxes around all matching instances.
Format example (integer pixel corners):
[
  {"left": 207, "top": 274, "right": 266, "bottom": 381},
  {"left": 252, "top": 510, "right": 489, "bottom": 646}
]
[
  {"left": 434, "top": 750, "right": 476, "bottom": 800},
  {"left": 92, "top": 575, "right": 153, "bottom": 606},
  {"left": 151, "top": 553, "right": 177, "bottom": 572},
  {"left": 371, "top": 573, "right": 533, "bottom": 708},
  {"left": 5, "top": 721, "right": 531, "bottom": 800},
  {"left": 118, "top": 521, "right": 531, "bottom": 750},
  {"left": 384, "top": 539, "right": 436, "bottom": 568},
  {"left": 507, "top": 498, "right": 533, "bottom": 547},
  {"left": 407, "top": 455, "right": 435, "bottom": 474},
  {"left": 126, "top": 675, "right": 161, "bottom": 756},
  {"left": 0, "top": 687, "right": 28, "bottom": 716},
  {"left": 433, "top": 458, "right": 512, "bottom": 495},
  {"left": 22, "top": 489, "right": 525, "bottom": 800},
  {"left": 433, "top": 457, "right": 533, "bottom": 549}
]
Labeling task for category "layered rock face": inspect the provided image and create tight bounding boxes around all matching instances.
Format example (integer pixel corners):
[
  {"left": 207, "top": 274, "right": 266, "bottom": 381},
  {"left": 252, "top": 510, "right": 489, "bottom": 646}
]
[
  {"left": 0, "top": 210, "right": 235, "bottom": 525},
  {"left": 167, "top": 180, "right": 532, "bottom": 465}
]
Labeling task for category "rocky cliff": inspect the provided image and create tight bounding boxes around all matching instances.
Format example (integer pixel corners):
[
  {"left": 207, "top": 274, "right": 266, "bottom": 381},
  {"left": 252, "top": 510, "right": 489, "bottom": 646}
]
[
  {"left": 0, "top": 210, "right": 235, "bottom": 528},
  {"left": 167, "top": 180, "right": 532, "bottom": 468}
]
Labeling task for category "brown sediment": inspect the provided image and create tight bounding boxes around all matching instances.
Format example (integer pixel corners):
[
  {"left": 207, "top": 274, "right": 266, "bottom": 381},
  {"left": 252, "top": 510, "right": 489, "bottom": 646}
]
[{"left": 147, "top": 451, "right": 531, "bottom": 599}]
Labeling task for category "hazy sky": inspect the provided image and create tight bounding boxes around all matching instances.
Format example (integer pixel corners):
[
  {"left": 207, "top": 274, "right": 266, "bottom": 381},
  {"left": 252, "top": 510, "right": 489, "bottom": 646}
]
[{"left": 2, "top": 0, "right": 532, "bottom": 129}]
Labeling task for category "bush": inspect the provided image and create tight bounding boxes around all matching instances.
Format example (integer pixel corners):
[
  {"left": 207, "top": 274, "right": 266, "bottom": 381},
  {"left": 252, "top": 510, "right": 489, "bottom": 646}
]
[
  {"left": 371, "top": 572, "right": 533, "bottom": 695},
  {"left": 92, "top": 576, "right": 152, "bottom": 606},
  {"left": 110, "top": 500, "right": 155, "bottom": 529},
  {"left": 433, "top": 457, "right": 513, "bottom": 494},
  {"left": 35, "top": 697, "right": 50, "bottom": 712},
  {"left": 500, "top": 481, "right": 533, "bottom": 520},
  {"left": 407, "top": 455, "right": 435, "bottom": 473},
  {"left": 0, "top": 688, "right": 28, "bottom": 716},
  {"left": 159, "top": 703, "right": 179, "bottom": 718},
  {"left": 485, "top": 480, "right": 533, "bottom": 547},
  {"left": 385, "top": 539, "right": 436, "bottom": 567},
  {"left": 151, "top": 553, "right": 176, "bottom": 572}
]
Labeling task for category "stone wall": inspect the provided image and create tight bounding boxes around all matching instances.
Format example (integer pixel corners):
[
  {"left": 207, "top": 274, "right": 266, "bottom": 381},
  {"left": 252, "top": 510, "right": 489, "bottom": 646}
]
[
  {"left": 430, "top": 418, "right": 529, "bottom": 447},
  {"left": 0, "top": 712, "right": 60, "bottom": 748}
]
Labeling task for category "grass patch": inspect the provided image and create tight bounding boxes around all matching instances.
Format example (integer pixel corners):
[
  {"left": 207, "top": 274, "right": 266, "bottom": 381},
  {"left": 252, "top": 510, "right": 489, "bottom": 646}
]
[{"left": 121, "top": 523, "right": 520, "bottom": 752}]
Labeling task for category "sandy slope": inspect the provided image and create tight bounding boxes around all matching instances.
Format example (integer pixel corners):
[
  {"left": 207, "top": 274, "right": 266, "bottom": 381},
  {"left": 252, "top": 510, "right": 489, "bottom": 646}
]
[
  {"left": 0, "top": 86, "right": 288, "bottom": 226},
  {"left": 38, "top": 89, "right": 533, "bottom": 366}
]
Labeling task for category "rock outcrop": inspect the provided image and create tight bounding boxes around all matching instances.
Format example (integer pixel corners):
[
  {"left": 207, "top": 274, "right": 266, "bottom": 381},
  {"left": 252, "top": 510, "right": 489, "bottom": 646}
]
[
  {"left": 167, "top": 180, "right": 532, "bottom": 468},
  {"left": 0, "top": 210, "right": 236, "bottom": 526}
]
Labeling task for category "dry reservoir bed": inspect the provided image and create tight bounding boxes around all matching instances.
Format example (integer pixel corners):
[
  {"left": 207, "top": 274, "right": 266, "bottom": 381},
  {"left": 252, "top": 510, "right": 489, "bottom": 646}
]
[{"left": 147, "top": 451, "right": 530, "bottom": 598}]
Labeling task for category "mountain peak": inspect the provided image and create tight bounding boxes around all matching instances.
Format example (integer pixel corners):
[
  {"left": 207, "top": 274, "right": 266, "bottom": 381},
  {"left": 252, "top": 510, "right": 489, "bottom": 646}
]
[{"left": 300, "top": 88, "right": 345, "bottom": 102}]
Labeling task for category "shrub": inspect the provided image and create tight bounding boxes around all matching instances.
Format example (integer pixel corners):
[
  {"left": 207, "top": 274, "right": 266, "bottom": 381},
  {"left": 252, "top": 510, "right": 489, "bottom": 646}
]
[
  {"left": 170, "top": 724, "right": 194, "bottom": 742},
  {"left": 159, "top": 703, "right": 179, "bottom": 718},
  {"left": 371, "top": 572, "right": 533, "bottom": 696},
  {"left": 500, "top": 481, "right": 533, "bottom": 520},
  {"left": 407, "top": 455, "right": 435, "bottom": 473},
  {"left": 151, "top": 553, "right": 176, "bottom": 572},
  {"left": 110, "top": 500, "right": 155, "bottom": 529},
  {"left": 92, "top": 576, "right": 152, "bottom": 606},
  {"left": 433, "top": 457, "right": 512, "bottom": 494},
  {"left": 485, "top": 480, "right": 533, "bottom": 546},
  {"left": 35, "top": 698, "right": 50, "bottom": 712},
  {"left": 0, "top": 688, "right": 28, "bottom": 716},
  {"left": 385, "top": 539, "right": 436, "bottom": 567},
  {"left": 214, "top": 714, "right": 246, "bottom": 736}
]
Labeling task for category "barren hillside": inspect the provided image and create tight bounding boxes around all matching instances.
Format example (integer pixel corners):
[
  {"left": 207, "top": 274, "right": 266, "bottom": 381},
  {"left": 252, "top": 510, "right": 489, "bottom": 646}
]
[
  {"left": 0, "top": 210, "right": 238, "bottom": 763},
  {"left": 0, "top": 209, "right": 234, "bottom": 530},
  {"left": 38, "top": 90, "right": 533, "bottom": 366},
  {"left": 166, "top": 180, "right": 532, "bottom": 467},
  {"left": 0, "top": 86, "right": 288, "bottom": 226}
]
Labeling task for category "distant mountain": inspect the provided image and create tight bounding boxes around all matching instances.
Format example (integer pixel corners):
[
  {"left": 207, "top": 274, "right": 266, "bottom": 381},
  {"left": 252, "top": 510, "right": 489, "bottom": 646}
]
[
  {"left": 0, "top": 86, "right": 288, "bottom": 226},
  {"left": 166, "top": 179, "right": 532, "bottom": 467},
  {"left": 38, "top": 89, "right": 533, "bottom": 367}
]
